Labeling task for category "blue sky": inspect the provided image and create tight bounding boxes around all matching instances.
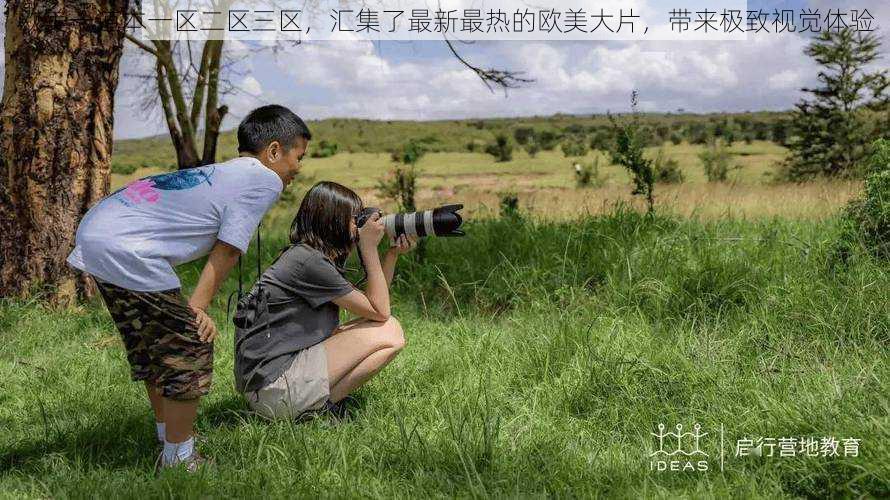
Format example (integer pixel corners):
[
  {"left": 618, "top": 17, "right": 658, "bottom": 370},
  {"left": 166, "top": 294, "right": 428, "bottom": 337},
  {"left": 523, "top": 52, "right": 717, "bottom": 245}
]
[{"left": 1, "top": 1, "right": 885, "bottom": 139}]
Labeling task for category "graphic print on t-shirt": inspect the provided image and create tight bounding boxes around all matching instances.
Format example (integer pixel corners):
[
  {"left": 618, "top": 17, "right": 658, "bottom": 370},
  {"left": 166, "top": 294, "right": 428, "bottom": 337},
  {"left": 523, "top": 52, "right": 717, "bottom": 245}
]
[{"left": 114, "top": 167, "right": 216, "bottom": 207}]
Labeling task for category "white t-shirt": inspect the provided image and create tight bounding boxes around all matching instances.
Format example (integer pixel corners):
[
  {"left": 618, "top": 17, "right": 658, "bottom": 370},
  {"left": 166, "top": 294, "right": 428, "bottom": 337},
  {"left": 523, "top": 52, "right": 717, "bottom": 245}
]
[{"left": 67, "top": 157, "right": 283, "bottom": 291}]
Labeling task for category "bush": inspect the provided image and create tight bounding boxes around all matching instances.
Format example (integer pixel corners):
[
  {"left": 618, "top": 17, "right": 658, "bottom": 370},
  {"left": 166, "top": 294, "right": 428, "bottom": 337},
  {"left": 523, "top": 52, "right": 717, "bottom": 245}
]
[
  {"left": 589, "top": 129, "right": 613, "bottom": 151},
  {"left": 310, "top": 140, "right": 339, "bottom": 158},
  {"left": 669, "top": 132, "right": 683, "bottom": 145},
  {"left": 513, "top": 127, "right": 536, "bottom": 145},
  {"left": 377, "top": 165, "right": 418, "bottom": 212},
  {"left": 391, "top": 140, "right": 428, "bottom": 165},
  {"left": 499, "top": 192, "right": 520, "bottom": 218},
  {"left": 698, "top": 140, "right": 738, "bottom": 182},
  {"left": 652, "top": 150, "right": 684, "bottom": 184},
  {"left": 537, "top": 130, "right": 561, "bottom": 151},
  {"left": 609, "top": 91, "right": 655, "bottom": 213},
  {"left": 838, "top": 139, "right": 890, "bottom": 261},
  {"left": 111, "top": 162, "right": 138, "bottom": 175},
  {"left": 485, "top": 134, "right": 514, "bottom": 162},
  {"left": 574, "top": 158, "right": 605, "bottom": 188},
  {"left": 524, "top": 139, "right": 540, "bottom": 158},
  {"left": 561, "top": 137, "right": 589, "bottom": 157}
]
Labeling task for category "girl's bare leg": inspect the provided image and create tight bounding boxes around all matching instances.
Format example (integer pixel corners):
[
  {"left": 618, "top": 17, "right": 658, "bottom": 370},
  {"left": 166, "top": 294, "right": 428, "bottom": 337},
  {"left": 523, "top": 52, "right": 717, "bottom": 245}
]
[{"left": 322, "top": 317, "right": 406, "bottom": 402}]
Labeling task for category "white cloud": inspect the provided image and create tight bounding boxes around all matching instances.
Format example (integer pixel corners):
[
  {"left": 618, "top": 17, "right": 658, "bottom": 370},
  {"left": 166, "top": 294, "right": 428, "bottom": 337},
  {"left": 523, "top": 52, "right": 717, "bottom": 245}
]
[{"left": 108, "top": 0, "right": 889, "bottom": 137}]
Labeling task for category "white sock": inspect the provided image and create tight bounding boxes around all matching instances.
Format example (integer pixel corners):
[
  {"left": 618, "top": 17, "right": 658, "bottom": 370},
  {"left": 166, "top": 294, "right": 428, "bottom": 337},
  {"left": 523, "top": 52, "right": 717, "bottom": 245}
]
[
  {"left": 163, "top": 437, "right": 194, "bottom": 465},
  {"left": 156, "top": 422, "right": 166, "bottom": 442}
]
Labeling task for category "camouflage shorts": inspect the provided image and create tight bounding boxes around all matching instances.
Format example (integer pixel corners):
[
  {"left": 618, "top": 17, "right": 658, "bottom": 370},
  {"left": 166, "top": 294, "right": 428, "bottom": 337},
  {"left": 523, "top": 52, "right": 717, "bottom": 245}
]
[{"left": 96, "top": 281, "right": 213, "bottom": 400}]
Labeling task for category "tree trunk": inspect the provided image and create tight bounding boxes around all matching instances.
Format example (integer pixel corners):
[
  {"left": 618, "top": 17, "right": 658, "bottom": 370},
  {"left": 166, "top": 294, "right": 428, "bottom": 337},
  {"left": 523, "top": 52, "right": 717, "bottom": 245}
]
[{"left": 0, "top": 0, "right": 129, "bottom": 304}]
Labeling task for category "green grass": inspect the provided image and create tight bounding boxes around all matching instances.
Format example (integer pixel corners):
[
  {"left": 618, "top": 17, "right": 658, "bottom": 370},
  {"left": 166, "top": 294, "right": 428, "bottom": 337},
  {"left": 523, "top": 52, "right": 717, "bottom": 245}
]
[{"left": 1, "top": 206, "right": 888, "bottom": 498}]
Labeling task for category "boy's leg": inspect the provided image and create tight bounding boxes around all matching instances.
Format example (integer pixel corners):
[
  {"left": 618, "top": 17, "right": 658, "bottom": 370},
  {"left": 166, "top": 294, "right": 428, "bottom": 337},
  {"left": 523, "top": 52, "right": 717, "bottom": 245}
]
[
  {"left": 145, "top": 382, "right": 165, "bottom": 441},
  {"left": 163, "top": 398, "right": 199, "bottom": 442},
  {"left": 322, "top": 317, "right": 406, "bottom": 402}
]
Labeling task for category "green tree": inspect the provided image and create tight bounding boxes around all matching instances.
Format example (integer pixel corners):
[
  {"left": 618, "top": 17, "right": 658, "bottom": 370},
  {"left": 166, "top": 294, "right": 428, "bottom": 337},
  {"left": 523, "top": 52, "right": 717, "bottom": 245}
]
[
  {"left": 784, "top": 29, "right": 889, "bottom": 180},
  {"left": 610, "top": 90, "right": 656, "bottom": 214},
  {"left": 485, "top": 134, "right": 514, "bottom": 162}
]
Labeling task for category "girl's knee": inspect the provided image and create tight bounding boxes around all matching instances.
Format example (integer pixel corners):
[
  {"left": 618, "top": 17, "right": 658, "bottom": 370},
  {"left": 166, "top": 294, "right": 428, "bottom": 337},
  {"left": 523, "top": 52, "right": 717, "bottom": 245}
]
[{"left": 382, "top": 316, "right": 406, "bottom": 352}]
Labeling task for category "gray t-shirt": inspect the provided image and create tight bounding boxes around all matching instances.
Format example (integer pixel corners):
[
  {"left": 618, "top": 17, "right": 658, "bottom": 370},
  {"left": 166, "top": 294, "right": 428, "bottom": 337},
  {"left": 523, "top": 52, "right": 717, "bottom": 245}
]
[
  {"left": 67, "top": 157, "right": 282, "bottom": 291},
  {"left": 234, "top": 243, "right": 356, "bottom": 393}
]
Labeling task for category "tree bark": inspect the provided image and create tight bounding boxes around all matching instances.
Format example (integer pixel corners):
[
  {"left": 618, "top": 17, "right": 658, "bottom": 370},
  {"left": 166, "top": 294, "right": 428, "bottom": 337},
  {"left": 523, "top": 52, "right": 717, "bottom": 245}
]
[{"left": 0, "top": 0, "right": 129, "bottom": 304}]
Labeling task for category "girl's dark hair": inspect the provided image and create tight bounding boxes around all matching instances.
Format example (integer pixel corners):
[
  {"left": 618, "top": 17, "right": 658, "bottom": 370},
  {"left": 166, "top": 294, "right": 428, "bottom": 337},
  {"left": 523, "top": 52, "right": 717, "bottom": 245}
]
[{"left": 289, "top": 181, "right": 363, "bottom": 266}]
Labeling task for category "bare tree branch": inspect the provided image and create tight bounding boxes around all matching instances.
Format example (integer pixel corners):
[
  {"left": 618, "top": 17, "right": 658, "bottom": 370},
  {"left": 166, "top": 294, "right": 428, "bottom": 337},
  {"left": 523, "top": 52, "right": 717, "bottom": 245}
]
[
  {"left": 124, "top": 32, "right": 157, "bottom": 57},
  {"left": 444, "top": 38, "right": 534, "bottom": 94}
]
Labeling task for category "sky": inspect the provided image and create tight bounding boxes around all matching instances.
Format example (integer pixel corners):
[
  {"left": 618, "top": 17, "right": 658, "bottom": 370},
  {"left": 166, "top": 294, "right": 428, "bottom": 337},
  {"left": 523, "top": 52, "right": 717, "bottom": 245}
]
[{"left": 0, "top": 1, "right": 887, "bottom": 139}]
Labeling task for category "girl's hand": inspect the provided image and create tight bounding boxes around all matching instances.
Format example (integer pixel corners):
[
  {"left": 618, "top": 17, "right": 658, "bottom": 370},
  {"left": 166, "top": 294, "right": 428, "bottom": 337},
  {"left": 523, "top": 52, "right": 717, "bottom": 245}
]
[
  {"left": 358, "top": 212, "right": 385, "bottom": 251},
  {"left": 388, "top": 234, "right": 417, "bottom": 255}
]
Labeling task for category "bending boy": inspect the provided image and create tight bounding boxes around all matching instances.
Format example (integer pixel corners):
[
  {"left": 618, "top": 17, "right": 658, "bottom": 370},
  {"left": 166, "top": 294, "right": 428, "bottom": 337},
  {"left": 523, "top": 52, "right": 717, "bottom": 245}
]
[{"left": 67, "top": 105, "right": 309, "bottom": 471}]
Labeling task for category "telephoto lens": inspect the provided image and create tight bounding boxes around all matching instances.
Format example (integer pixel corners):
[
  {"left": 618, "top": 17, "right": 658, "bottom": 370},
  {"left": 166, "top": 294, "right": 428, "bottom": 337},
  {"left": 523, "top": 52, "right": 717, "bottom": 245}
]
[{"left": 357, "top": 204, "right": 465, "bottom": 238}]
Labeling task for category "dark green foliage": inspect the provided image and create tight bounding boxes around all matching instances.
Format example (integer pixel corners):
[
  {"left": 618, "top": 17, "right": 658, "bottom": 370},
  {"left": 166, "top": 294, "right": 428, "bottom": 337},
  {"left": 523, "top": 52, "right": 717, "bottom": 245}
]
[
  {"left": 669, "top": 131, "right": 683, "bottom": 145},
  {"left": 698, "top": 140, "right": 738, "bottom": 182},
  {"left": 498, "top": 192, "right": 520, "bottom": 218},
  {"left": 380, "top": 140, "right": 426, "bottom": 212},
  {"left": 310, "top": 139, "right": 339, "bottom": 158},
  {"left": 560, "top": 136, "right": 589, "bottom": 157},
  {"left": 838, "top": 139, "right": 890, "bottom": 260},
  {"left": 512, "top": 127, "right": 535, "bottom": 145},
  {"left": 377, "top": 166, "right": 418, "bottom": 212},
  {"left": 589, "top": 128, "right": 613, "bottom": 151},
  {"left": 783, "top": 29, "right": 889, "bottom": 180},
  {"left": 652, "top": 149, "right": 684, "bottom": 184},
  {"left": 536, "top": 130, "right": 561, "bottom": 150},
  {"left": 484, "top": 134, "right": 513, "bottom": 162},
  {"left": 110, "top": 162, "right": 138, "bottom": 175},
  {"left": 609, "top": 91, "right": 656, "bottom": 213},
  {"left": 390, "top": 139, "right": 430, "bottom": 165},
  {"left": 523, "top": 138, "right": 540, "bottom": 158}
]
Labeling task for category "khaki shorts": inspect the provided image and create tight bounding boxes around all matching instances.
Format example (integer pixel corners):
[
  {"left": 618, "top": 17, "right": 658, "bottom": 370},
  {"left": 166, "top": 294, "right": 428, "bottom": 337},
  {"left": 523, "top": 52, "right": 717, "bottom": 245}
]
[{"left": 245, "top": 343, "right": 330, "bottom": 419}]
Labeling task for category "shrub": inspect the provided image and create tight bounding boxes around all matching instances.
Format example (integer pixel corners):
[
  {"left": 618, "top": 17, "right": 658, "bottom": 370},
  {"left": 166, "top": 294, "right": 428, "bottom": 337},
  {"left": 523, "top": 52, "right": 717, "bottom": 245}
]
[
  {"left": 652, "top": 150, "right": 684, "bottom": 184},
  {"left": 111, "top": 162, "right": 138, "bottom": 175},
  {"left": 310, "top": 140, "right": 339, "bottom": 158},
  {"left": 537, "top": 130, "right": 561, "bottom": 151},
  {"left": 390, "top": 139, "right": 427, "bottom": 165},
  {"left": 485, "top": 134, "right": 514, "bottom": 162},
  {"left": 838, "top": 139, "right": 890, "bottom": 261},
  {"left": 574, "top": 158, "right": 605, "bottom": 188},
  {"left": 669, "top": 132, "right": 683, "bottom": 145},
  {"left": 524, "top": 139, "right": 540, "bottom": 158},
  {"left": 377, "top": 165, "right": 418, "bottom": 212},
  {"left": 589, "top": 129, "right": 613, "bottom": 151},
  {"left": 513, "top": 127, "right": 536, "bottom": 145},
  {"left": 561, "top": 137, "right": 589, "bottom": 157},
  {"left": 609, "top": 90, "right": 656, "bottom": 214},
  {"left": 698, "top": 140, "right": 738, "bottom": 182},
  {"left": 499, "top": 192, "right": 521, "bottom": 218}
]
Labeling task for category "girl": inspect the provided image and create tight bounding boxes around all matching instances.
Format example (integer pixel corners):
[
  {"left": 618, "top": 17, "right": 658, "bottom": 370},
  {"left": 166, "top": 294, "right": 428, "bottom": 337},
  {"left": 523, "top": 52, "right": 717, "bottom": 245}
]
[{"left": 234, "top": 181, "right": 414, "bottom": 419}]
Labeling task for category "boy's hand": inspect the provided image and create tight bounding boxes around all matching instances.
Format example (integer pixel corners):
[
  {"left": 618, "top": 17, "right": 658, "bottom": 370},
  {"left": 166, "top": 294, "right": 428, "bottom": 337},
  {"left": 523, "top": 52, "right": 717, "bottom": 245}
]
[
  {"left": 191, "top": 306, "right": 219, "bottom": 342},
  {"left": 388, "top": 234, "right": 417, "bottom": 255}
]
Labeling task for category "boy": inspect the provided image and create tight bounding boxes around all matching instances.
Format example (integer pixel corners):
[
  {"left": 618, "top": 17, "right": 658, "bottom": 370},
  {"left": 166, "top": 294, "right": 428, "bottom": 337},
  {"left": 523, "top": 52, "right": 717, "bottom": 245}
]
[{"left": 67, "top": 105, "right": 310, "bottom": 470}]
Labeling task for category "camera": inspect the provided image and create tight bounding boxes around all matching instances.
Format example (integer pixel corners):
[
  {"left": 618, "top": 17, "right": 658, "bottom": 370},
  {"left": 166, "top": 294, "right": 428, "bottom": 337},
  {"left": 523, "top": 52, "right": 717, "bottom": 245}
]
[{"left": 357, "top": 204, "right": 465, "bottom": 238}]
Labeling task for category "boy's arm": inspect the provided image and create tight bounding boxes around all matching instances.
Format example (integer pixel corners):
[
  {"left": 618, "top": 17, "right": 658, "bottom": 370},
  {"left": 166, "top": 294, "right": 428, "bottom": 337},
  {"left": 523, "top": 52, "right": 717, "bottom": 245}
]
[{"left": 188, "top": 240, "right": 242, "bottom": 342}]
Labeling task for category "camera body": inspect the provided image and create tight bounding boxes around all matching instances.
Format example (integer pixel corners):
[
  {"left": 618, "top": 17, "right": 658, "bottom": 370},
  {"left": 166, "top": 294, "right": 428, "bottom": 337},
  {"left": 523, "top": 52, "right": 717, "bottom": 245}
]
[{"left": 357, "top": 204, "right": 465, "bottom": 238}]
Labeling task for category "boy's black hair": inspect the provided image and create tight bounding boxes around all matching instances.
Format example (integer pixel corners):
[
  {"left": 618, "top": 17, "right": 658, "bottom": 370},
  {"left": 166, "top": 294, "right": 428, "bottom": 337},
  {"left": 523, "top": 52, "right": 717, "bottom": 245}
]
[{"left": 237, "top": 105, "right": 312, "bottom": 154}]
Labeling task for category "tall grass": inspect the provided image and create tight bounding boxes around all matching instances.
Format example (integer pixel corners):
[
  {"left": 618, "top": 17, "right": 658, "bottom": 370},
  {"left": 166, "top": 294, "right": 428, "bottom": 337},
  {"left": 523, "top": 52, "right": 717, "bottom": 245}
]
[{"left": 1, "top": 209, "right": 888, "bottom": 498}]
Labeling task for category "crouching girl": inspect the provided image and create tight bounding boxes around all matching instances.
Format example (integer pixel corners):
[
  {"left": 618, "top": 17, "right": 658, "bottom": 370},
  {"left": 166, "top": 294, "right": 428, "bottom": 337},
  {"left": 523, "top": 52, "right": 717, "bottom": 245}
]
[{"left": 234, "top": 181, "right": 414, "bottom": 419}]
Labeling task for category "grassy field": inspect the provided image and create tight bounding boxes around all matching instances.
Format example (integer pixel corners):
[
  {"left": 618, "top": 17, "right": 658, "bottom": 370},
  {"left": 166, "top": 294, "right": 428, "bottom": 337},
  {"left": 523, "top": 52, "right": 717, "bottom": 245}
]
[
  {"left": 2, "top": 204, "right": 888, "bottom": 498},
  {"left": 111, "top": 139, "right": 860, "bottom": 221},
  {"left": 2, "top": 119, "right": 887, "bottom": 498}
]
